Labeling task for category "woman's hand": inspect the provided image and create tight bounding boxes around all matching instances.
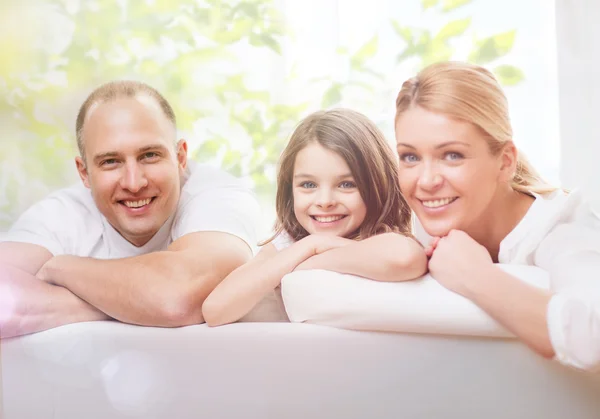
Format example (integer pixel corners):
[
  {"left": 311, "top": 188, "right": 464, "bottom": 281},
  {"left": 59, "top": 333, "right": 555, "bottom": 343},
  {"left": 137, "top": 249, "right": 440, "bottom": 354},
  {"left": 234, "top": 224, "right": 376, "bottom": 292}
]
[{"left": 428, "top": 230, "right": 495, "bottom": 297}]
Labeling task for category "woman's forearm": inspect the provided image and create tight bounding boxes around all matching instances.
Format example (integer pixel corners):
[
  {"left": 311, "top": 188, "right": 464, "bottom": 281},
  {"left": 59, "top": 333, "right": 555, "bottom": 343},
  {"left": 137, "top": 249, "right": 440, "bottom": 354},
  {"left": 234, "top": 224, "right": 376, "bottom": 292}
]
[{"left": 466, "top": 266, "right": 555, "bottom": 358}]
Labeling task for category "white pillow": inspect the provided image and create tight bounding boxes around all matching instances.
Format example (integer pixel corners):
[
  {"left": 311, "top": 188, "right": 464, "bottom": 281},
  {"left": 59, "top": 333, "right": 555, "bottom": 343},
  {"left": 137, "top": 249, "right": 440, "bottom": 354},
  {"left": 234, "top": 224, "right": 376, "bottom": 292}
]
[{"left": 280, "top": 265, "right": 550, "bottom": 338}]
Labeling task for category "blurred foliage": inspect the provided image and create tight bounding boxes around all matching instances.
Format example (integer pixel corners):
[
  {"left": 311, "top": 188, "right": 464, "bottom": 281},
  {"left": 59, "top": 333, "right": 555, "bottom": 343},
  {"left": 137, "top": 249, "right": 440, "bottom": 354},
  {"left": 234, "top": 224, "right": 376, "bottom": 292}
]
[{"left": 0, "top": 0, "right": 524, "bottom": 229}]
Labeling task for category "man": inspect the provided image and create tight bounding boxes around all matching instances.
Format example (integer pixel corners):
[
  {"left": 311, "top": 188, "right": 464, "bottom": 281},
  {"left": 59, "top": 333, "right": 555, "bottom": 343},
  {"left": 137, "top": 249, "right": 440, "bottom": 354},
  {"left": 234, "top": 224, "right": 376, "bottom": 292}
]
[{"left": 0, "top": 80, "right": 260, "bottom": 338}]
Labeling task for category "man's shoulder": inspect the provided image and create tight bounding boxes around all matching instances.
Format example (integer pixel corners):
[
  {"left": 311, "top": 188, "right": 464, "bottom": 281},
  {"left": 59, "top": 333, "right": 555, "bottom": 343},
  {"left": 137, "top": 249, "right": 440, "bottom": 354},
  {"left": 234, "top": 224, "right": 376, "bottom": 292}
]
[
  {"left": 44, "top": 182, "right": 100, "bottom": 217},
  {"left": 181, "top": 161, "right": 252, "bottom": 200}
]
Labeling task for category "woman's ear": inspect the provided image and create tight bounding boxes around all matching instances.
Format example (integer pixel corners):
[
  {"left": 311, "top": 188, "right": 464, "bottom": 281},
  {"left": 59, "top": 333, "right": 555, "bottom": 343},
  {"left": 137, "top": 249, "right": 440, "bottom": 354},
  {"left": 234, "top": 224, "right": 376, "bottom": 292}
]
[{"left": 499, "top": 141, "right": 518, "bottom": 183}]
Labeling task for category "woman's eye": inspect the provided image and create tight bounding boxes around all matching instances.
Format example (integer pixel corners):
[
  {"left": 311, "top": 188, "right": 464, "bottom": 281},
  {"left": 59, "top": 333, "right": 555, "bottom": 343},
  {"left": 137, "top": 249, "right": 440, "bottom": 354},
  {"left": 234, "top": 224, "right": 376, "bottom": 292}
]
[
  {"left": 399, "top": 153, "right": 419, "bottom": 163},
  {"left": 300, "top": 181, "right": 316, "bottom": 189},
  {"left": 444, "top": 152, "right": 463, "bottom": 161},
  {"left": 339, "top": 181, "right": 356, "bottom": 189}
]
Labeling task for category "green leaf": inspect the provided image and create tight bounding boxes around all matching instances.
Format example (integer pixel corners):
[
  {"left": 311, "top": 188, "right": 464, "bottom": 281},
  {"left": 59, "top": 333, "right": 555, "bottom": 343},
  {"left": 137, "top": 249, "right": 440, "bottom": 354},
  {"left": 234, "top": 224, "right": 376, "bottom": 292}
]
[
  {"left": 351, "top": 35, "right": 378, "bottom": 69},
  {"left": 391, "top": 21, "right": 412, "bottom": 43},
  {"left": 249, "top": 33, "right": 282, "bottom": 54},
  {"left": 321, "top": 84, "right": 342, "bottom": 108},
  {"left": 441, "top": 0, "right": 473, "bottom": 12},
  {"left": 494, "top": 65, "right": 524, "bottom": 86},
  {"left": 435, "top": 18, "right": 471, "bottom": 41},
  {"left": 468, "top": 30, "right": 516, "bottom": 64},
  {"left": 421, "top": 0, "right": 439, "bottom": 9}
]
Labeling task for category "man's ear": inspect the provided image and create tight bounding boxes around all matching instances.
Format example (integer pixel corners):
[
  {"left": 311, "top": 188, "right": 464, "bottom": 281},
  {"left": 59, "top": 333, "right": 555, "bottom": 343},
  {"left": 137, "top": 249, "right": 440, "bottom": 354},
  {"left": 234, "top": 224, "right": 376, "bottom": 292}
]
[
  {"left": 75, "top": 156, "right": 91, "bottom": 188},
  {"left": 176, "top": 139, "right": 188, "bottom": 170},
  {"left": 499, "top": 141, "right": 518, "bottom": 183}
]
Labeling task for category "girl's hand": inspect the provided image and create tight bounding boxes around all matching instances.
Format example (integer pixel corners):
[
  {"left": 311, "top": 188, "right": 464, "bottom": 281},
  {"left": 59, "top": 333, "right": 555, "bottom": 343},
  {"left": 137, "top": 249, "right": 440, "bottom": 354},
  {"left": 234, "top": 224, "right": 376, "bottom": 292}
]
[
  {"left": 424, "top": 236, "right": 440, "bottom": 258},
  {"left": 428, "top": 230, "right": 494, "bottom": 297}
]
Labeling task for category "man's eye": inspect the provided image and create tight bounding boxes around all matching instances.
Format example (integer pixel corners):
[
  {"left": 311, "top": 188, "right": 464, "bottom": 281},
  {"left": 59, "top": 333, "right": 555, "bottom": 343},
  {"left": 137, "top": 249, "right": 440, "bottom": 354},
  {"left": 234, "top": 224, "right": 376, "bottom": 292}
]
[
  {"left": 101, "top": 159, "right": 118, "bottom": 166},
  {"left": 143, "top": 152, "right": 158, "bottom": 159}
]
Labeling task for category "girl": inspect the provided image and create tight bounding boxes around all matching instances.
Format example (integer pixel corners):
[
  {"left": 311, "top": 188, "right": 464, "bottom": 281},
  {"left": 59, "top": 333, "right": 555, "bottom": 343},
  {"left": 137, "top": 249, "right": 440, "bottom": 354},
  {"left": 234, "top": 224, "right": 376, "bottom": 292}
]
[
  {"left": 203, "top": 109, "right": 428, "bottom": 326},
  {"left": 394, "top": 61, "right": 600, "bottom": 372}
]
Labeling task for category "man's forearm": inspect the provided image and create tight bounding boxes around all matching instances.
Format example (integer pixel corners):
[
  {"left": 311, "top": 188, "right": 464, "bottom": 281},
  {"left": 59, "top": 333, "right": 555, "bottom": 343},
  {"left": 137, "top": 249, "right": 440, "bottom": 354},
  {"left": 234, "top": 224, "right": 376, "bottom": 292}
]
[
  {"left": 0, "top": 264, "right": 110, "bottom": 338},
  {"left": 38, "top": 252, "right": 205, "bottom": 327}
]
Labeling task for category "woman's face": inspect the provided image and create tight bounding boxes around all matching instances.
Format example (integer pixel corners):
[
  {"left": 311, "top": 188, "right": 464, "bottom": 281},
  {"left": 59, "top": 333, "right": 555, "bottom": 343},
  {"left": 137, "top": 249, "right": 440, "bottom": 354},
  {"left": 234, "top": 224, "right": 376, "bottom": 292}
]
[{"left": 395, "top": 106, "right": 511, "bottom": 238}]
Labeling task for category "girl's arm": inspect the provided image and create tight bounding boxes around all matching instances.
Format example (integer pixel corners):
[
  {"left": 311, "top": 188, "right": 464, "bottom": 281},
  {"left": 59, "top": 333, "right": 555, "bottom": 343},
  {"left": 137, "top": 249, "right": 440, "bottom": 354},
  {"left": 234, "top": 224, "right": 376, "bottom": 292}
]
[
  {"left": 202, "top": 235, "right": 348, "bottom": 326},
  {"left": 295, "top": 232, "right": 428, "bottom": 282}
]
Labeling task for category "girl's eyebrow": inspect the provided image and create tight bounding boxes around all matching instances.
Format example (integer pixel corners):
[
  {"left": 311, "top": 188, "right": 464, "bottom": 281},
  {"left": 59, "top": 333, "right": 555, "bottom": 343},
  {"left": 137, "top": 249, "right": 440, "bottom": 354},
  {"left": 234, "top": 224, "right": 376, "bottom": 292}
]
[{"left": 294, "top": 173, "right": 353, "bottom": 179}]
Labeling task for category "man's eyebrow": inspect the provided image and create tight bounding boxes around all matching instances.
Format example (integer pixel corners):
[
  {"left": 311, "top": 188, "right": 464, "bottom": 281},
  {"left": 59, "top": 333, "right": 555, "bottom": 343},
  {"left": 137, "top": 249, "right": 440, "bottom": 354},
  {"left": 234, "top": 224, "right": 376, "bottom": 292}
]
[
  {"left": 93, "top": 152, "right": 120, "bottom": 163},
  {"left": 137, "top": 144, "right": 169, "bottom": 153}
]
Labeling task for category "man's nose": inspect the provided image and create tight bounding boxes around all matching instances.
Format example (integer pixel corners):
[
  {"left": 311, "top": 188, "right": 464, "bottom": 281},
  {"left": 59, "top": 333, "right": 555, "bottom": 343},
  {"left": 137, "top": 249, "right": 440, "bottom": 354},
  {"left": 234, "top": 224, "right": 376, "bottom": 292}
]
[{"left": 120, "top": 163, "right": 148, "bottom": 193}]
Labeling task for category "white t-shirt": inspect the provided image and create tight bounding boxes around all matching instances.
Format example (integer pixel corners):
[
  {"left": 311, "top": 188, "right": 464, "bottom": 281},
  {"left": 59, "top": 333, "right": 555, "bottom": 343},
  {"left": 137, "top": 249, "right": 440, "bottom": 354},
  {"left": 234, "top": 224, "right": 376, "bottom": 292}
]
[
  {"left": 1, "top": 162, "right": 260, "bottom": 258},
  {"left": 499, "top": 189, "right": 600, "bottom": 371},
  {"left": 271, "top": 231, "right": 295, "bottom": 251}
]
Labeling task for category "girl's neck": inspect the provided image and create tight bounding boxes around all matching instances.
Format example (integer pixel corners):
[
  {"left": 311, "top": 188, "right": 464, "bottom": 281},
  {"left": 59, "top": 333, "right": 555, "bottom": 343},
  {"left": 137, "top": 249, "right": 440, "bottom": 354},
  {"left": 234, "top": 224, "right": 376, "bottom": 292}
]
[{"left": 466, "top": 188, "right": 535, "bottom": 262}]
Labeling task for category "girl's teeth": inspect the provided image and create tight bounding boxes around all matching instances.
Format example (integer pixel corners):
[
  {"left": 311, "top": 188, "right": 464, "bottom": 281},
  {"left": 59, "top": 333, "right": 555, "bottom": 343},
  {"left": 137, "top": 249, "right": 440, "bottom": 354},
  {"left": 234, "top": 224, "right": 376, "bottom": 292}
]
[{"left": 314, "top": 215, "right": 345, "bottom": 223}]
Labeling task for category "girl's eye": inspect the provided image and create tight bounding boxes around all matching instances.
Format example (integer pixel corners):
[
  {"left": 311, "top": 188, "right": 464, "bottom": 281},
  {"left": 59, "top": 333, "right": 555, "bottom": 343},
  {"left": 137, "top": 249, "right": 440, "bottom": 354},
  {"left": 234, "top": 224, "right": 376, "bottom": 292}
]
[
  {"left": 339, "top": 181, "right": 356, "bottom": 189},
  {"left": 300, "top": 181, "right": 316, "bottom": 189},
  {"left": 444, "top": 152, "right": 463, "bottom": 161},
  {"left": 399, "top": 153, "right": 419, "bottom": 164}
]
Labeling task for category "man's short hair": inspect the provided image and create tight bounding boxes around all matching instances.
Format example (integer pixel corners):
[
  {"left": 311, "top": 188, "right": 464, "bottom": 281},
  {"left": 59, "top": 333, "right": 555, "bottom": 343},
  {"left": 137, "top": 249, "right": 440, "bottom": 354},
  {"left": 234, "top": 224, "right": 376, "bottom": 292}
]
[{"left": 75, "top": 80, "right": 177, "bottom": 160}]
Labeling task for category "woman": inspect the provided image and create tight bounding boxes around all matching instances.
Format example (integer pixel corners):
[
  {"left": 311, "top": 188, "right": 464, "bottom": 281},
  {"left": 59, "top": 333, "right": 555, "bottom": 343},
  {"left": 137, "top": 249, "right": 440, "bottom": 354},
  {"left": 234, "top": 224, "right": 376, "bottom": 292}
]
[{"left": 394, "top": 61, "right": 600, "bottom": 372}]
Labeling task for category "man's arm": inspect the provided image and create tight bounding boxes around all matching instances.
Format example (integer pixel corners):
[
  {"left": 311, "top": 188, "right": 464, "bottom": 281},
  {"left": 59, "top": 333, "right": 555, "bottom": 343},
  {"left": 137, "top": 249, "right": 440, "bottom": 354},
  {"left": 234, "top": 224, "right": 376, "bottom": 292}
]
[
  {"left": 37, "top": 231, "right": 252, "bottom": 327},
  {"left": 0, "top": 242, "right": 111, "bottom": 338}
]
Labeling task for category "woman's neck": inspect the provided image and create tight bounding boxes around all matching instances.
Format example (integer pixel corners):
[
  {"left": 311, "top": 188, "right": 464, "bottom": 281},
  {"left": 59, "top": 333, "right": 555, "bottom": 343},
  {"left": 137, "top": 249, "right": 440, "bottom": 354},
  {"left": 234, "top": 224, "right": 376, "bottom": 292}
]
[{"left": 466, "top": 188, "right": 535, "bottom": 262}]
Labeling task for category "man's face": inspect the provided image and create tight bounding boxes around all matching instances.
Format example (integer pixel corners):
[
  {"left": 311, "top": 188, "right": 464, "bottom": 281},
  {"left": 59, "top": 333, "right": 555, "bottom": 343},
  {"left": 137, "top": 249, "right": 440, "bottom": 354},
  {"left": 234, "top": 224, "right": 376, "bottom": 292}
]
[{"left": 75, "top": 96, "right": 187, "bottom": 247}]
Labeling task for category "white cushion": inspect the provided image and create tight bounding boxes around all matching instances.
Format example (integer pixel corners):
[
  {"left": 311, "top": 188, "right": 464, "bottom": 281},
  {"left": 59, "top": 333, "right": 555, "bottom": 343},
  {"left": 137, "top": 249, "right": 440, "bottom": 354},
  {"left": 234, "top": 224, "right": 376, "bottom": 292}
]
[{"left": 281, "top": 265, "right": 550, "bottom": 338}]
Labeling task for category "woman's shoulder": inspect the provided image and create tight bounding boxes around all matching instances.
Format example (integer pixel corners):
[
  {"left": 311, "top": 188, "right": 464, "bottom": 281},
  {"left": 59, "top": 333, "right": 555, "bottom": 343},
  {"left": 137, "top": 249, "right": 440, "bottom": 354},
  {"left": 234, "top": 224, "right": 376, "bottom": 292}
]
[{"left": 500, "top": 189, "right": 599, "bottom": 263}]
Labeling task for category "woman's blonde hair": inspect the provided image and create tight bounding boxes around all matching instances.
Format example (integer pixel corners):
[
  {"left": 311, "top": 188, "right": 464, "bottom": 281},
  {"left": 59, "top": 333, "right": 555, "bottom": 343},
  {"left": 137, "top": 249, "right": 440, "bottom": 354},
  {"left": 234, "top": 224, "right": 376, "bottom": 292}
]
[
  {"left": 395, "top": 61, "right": 558, "bottom": 196},
  {"left": 265, "top": 108, "right": 412, "bottom": 244}
]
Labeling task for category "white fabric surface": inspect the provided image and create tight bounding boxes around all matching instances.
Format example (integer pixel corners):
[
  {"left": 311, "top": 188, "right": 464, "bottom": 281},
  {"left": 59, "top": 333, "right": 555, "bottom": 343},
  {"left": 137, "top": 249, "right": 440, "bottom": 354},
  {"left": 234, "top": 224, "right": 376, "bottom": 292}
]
[
  {"left": 2, "top": 322, "right": 599, "bottom": 419},
  {"left": 281, "top": 265, "right": 549, "bottom": 337},
  {"left": 0, "top": 162, "right": 260, "bottom": 258}
]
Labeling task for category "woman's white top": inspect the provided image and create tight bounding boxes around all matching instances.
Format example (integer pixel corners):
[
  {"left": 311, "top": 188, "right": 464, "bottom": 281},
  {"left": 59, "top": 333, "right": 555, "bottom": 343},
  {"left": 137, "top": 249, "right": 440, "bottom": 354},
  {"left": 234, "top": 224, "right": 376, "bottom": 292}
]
[{"left": 499, "top": 189, "right": 600, "bottom": 371}]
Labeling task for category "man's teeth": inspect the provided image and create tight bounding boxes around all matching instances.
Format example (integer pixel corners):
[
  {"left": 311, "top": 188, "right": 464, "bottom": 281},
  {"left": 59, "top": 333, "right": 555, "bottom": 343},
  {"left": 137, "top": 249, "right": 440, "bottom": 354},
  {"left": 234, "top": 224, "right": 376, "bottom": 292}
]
[
  {"left": 123, "top": 198, "right": 152, "bottom": 208},
  {"left": 422, "top": 198, "right": 456, "bottom": 208},
  {"left": 314, "top": 215, "right": 345, "bottom": 223}
]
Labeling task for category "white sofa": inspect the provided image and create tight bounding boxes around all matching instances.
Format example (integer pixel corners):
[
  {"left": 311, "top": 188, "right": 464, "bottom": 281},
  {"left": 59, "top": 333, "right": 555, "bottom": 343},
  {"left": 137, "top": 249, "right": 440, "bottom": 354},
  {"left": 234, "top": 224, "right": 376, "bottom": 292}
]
[{"left": 2, "top": 321, "right": 600, "bottom": 419}]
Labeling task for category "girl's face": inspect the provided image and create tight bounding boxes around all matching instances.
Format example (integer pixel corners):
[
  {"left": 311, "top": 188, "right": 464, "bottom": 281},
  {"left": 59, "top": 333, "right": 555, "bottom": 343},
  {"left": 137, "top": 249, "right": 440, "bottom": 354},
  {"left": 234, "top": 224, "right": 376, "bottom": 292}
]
[
  {"left": 292, "top": 142, "right": 367, "bottom": 237},
  {"left": 395, "top": 106, "right": 511, "bottom": 238}
]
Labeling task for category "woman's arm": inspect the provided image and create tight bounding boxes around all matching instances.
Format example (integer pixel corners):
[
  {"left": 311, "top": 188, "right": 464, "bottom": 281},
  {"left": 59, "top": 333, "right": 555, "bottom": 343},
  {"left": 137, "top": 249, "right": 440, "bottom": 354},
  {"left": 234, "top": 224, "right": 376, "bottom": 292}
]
[
  {"left": 202, "top": 235, "right": 349, "bottom": 326},
  {"left": 429, "top": 229, "right": 600, "bottom": 371},
  {"left": 295, "top": 232, "right": 428, "bottom": 282}
]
